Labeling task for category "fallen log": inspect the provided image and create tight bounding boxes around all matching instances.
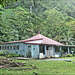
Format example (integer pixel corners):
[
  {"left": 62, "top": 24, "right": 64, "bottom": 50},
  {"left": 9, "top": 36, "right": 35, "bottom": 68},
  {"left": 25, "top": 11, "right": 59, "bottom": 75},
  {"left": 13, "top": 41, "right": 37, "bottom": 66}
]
[
  {"left": 30, "top": 64, "right": 38, "bottom": 69},
  {"left": 0, "top": 59, "right": 38, "bottom": 70}
]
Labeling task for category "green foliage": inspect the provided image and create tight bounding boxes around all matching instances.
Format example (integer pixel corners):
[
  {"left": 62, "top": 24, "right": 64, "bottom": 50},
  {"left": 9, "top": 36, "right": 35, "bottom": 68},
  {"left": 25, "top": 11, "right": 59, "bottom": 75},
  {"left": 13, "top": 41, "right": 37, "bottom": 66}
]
[
  {"left": 0, "top": 0, "right": 75, "bottom": 44},
  {"left": 0, "top": 0, "right": 17, "bottom": 7},
  {"left": 66, "top": 54, "right": 73, "bottom": 57},
  {"left": 26, "top": 51, "right": 31, "bottom": 58},
  {"left": 73, "top": 54, "right": 75, "bottom": 57},
  {"left": 0, "top": 51, "right": 8, "bottom": 56},
  {"left": 0, "top": 52, "right": 4, "bottom": 56},
  {"left": 0, "top": 52, "right": 20, "bottom": 58}
]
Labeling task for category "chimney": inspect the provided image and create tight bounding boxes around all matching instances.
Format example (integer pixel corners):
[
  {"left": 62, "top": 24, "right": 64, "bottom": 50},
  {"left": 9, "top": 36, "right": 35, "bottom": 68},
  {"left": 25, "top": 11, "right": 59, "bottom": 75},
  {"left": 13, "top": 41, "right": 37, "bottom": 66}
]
[{"left": 38, "top": 31, "right": 40, "bottom": 34}]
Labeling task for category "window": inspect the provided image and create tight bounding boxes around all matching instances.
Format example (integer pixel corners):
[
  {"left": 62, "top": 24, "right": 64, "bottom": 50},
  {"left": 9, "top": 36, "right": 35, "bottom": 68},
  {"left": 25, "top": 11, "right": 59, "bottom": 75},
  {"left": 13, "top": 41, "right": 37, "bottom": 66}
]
[
  {"left": 2, "top": 46, "right": 4, "bottom": 50},
  {"left": 55, "top": 46, "right": 59, "bottom": 52},
  {"left": 39, "top": 45, "right": 45, "bottom": 54},
  {"left": 0, "top": 46, "right": 1, "bottom": 50},
  {"left": 33, "top": 48, "right": 35, "bottom": 50},
  {"left": 13, "top": 45, "right": 16, "bottom": 50},
  {"left": 17, "top": 45, "right": 19, "bottom": 50},
  {"left": 28, "top": 45, "right": 31, "bottom": 52},
  {"left": 7, "top": 46, "right": 9, "bottom": 50},
  {"left": 10, "top": 46, "right": 12, "bottom": 50},
  {"left": 5, "top": 46, "right": 6, "bottom": 50},
  {"left": 3, "top": 46, "right": 5, "bottom": 50}
]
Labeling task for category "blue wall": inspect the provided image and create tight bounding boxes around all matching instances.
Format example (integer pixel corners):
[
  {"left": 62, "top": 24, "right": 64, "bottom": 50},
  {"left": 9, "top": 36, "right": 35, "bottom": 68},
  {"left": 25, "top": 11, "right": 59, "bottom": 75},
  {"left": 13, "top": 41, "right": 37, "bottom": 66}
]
[
  {"left": 31, "top": 45, "right": 39, "bottom": 58},
  {"left": 0, "top": 43, "right": 25, "bottom": 55},
  {"left": 0, "top": 43, "right": 58, "bottom": 58},
  {"left": 0, "top": 43, "right": 40, "bottom": 58}
]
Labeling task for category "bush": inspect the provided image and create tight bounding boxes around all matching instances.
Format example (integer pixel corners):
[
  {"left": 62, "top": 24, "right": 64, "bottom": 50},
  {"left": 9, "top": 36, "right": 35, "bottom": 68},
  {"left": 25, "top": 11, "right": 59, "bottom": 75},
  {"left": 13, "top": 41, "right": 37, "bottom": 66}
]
[
  {"left": 13, "top": 53, "right": 20, "bottom": 57},
  {"left": 19, "top": 55, "right": 24, "bottom": 57},
  {"left": 0, "top": 51, "right": 9, "bottom": 56},
  {"left": 66, "top": 54, "right": 72, "bottom": 57},
  {"left": 73, "top": 54, "right": 75, "bottom": 57},
  {"left": 26, "top": 51, "right": 31, "bottom": 58},
  {"left": 6, "top": 55, "right": 12, "bottom": 58},
  {"left": 0, "top": 52, "right": 20, "bottom": 58},
  {"left": 0, "top": 52, "right": 4, "bottom": 56}
]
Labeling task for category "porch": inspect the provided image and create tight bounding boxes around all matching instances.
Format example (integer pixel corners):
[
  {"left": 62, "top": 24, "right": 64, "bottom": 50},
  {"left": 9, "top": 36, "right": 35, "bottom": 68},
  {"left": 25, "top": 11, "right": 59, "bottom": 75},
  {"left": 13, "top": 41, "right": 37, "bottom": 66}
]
[
  {"left": 61, "top": 45, "right": 75, "bottom": 55},
  {"left": 39, "top": 45, "right": 61, "bottom": 58},
  {"left": 39, "top": 45, "right": 75, "bottom": 58}
]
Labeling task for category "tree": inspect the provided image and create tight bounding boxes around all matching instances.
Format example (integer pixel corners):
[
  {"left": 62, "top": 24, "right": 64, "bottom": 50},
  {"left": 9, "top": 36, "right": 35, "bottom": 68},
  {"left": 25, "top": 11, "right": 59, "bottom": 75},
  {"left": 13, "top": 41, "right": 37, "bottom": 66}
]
[
  {"left": 13, "top": 6, "right": 44, "bottom": 40},
  {"left": 0, "top": 6, "right": 19, "bottom": 42},
  {"left": 0, "top": 0, "right": 17, "bottom": 7},
  {"left": 60, "top": 19, "right": 75, "bottom": 45},
  {"left": 0, "top": 0, "right": 75, "bottom": 44}
]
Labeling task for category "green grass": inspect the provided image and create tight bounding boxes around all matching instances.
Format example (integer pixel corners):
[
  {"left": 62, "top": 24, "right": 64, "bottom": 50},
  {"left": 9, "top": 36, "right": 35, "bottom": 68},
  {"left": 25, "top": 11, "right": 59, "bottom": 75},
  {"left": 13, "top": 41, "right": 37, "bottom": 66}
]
[
  {"left": 59, "top": 57, "right": 75, "bottom": 59},
  {"left": 0, "top": 57, "right": 75, "bottom": 75}
]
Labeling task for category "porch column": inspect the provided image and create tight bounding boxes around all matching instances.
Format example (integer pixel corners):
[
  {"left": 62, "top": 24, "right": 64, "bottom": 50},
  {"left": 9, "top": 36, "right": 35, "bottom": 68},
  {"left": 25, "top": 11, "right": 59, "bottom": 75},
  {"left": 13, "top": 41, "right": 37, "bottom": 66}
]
[
  {"left": 45, "top": 45, "right": 46, "bottom": 56},
  {"left": 31, "top": 45, "right": 33, "bottom": 58},
  {"left": 59, "top": 46, "right": 62, "bottom": 57},
  {"left": 68, "top": 47, "right": 70, "bottom": 54},
  {"left": 38, "top": 45, "right": 39, "bottom": 57},
  {"left": 52, "top": 46, "right": 55, "bottom": 56}
]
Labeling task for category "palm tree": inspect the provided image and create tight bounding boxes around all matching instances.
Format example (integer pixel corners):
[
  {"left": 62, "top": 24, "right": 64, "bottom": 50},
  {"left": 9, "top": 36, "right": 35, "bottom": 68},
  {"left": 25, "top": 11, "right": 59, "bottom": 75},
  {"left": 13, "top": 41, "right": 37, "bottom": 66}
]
[{"left": 60, "top": 33, "right": 74, "bottom": 45}]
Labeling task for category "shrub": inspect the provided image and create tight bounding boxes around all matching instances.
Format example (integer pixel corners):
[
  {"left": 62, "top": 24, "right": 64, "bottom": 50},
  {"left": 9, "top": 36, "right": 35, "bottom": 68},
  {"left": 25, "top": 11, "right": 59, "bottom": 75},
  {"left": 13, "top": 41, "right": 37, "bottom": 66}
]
[
  {"left": 6, "top": 55, "right": 12, "bottom": 58},
  {"left": 19, "top": 55, "right": 24, "bottom": 57},
  {"left": 9, "top": 52, "right": 15, "bottom": 57},
  {"left": 13, "top": 53, "right": 20, "bottom": 57},
  {"left": 66, "top": 54, "right": 72, "bottom": 57},
  {"left": 0, "top": 52, "right": 4, "bottom": 56},
  {"left": 26, "top": 51, "right": 31, "bottom": 58},
  {"left": 0, "top": 51, "right": 20, "bottom": 58},
  {"left": 73, "top": 54, "right": 75, "bottom": 57},
  {"left": 6, "top": 53, "right": 20, "bottom": 58}
]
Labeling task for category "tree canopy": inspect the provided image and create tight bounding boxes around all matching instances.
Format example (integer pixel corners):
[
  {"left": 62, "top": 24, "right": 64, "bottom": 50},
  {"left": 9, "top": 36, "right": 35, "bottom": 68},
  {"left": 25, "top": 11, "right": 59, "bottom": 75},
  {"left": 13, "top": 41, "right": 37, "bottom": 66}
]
[{"left": 0, "top": 0, "right": 75, "bottom": 45}]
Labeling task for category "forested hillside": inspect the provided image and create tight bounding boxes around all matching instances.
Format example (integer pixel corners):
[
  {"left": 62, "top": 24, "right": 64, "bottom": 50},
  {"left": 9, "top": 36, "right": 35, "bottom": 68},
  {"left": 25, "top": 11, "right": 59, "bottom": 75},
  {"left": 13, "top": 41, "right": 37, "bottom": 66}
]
[{"left": 0, "top": 0, "right": 75, "bottom": 45}]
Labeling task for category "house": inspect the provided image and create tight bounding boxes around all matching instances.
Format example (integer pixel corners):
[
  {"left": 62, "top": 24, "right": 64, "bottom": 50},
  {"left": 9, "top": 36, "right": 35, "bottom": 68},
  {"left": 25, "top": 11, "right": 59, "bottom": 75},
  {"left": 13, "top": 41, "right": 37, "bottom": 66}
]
[{"left": 0, "top": 33, "right": 75, "bottom": 58}]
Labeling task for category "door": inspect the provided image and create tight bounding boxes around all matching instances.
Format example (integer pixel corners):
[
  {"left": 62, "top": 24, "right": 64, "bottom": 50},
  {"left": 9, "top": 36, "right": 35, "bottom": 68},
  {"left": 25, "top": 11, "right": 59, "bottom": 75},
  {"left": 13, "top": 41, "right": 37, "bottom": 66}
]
[
  {"left": 46, "top": 46, "right": 53, "bottom": 57},
  {"left": 27, "top": 45, "right": 31, "bottom": 57}
]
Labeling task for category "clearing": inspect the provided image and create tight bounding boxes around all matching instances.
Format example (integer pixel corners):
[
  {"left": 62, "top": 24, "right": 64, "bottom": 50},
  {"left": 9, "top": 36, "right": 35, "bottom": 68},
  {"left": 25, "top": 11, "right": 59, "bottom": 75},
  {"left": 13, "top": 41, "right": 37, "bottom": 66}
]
[{"left": 0, "top": 57, "right": 75, "bottom": 75}]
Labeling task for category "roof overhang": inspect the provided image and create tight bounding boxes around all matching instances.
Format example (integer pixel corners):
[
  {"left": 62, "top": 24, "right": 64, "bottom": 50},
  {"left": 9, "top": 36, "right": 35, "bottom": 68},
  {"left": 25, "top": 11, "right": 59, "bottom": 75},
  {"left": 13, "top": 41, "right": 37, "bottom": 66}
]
[{"left": 56, "top": 45, "right": 75, "bottom": 47}]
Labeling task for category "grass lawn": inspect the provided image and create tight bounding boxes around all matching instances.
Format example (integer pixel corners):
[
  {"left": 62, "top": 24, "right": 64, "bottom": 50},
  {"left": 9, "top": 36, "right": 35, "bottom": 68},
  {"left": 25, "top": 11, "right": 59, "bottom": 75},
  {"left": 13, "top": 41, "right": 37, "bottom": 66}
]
[
  {"left": 0, "top": 57, "right": 75, "bottom": 75},
  {"left": 59, "top": 57, "right": 75, "bottom": 59}
]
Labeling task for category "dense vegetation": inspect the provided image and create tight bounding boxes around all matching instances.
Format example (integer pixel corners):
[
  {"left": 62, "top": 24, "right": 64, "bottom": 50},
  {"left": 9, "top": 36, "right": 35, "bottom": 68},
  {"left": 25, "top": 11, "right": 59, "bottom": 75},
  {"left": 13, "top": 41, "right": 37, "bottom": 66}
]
[{"left": 0, "top": 0, "right": 75, "bottom": 45}]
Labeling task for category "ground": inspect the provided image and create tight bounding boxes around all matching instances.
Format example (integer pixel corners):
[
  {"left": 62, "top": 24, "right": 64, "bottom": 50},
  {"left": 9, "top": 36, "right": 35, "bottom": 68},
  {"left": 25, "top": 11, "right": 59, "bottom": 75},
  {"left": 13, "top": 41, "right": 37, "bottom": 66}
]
[{"left": 0, "top": 56, "right": 75, "bottom": 75}]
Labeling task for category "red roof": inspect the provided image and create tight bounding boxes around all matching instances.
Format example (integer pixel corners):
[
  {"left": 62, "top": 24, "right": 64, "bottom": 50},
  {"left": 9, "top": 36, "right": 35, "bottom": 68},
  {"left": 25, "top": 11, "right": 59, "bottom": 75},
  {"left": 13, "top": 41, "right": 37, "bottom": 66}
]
[
  {"left": 0, "top": 40, "right": 24, "bottom": 44},
  {"left": 24, "top": 34, "right": 63, "bottom": 45},
  {"left": 0, "top": 34, "right": 63, "bottom": 45}
]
